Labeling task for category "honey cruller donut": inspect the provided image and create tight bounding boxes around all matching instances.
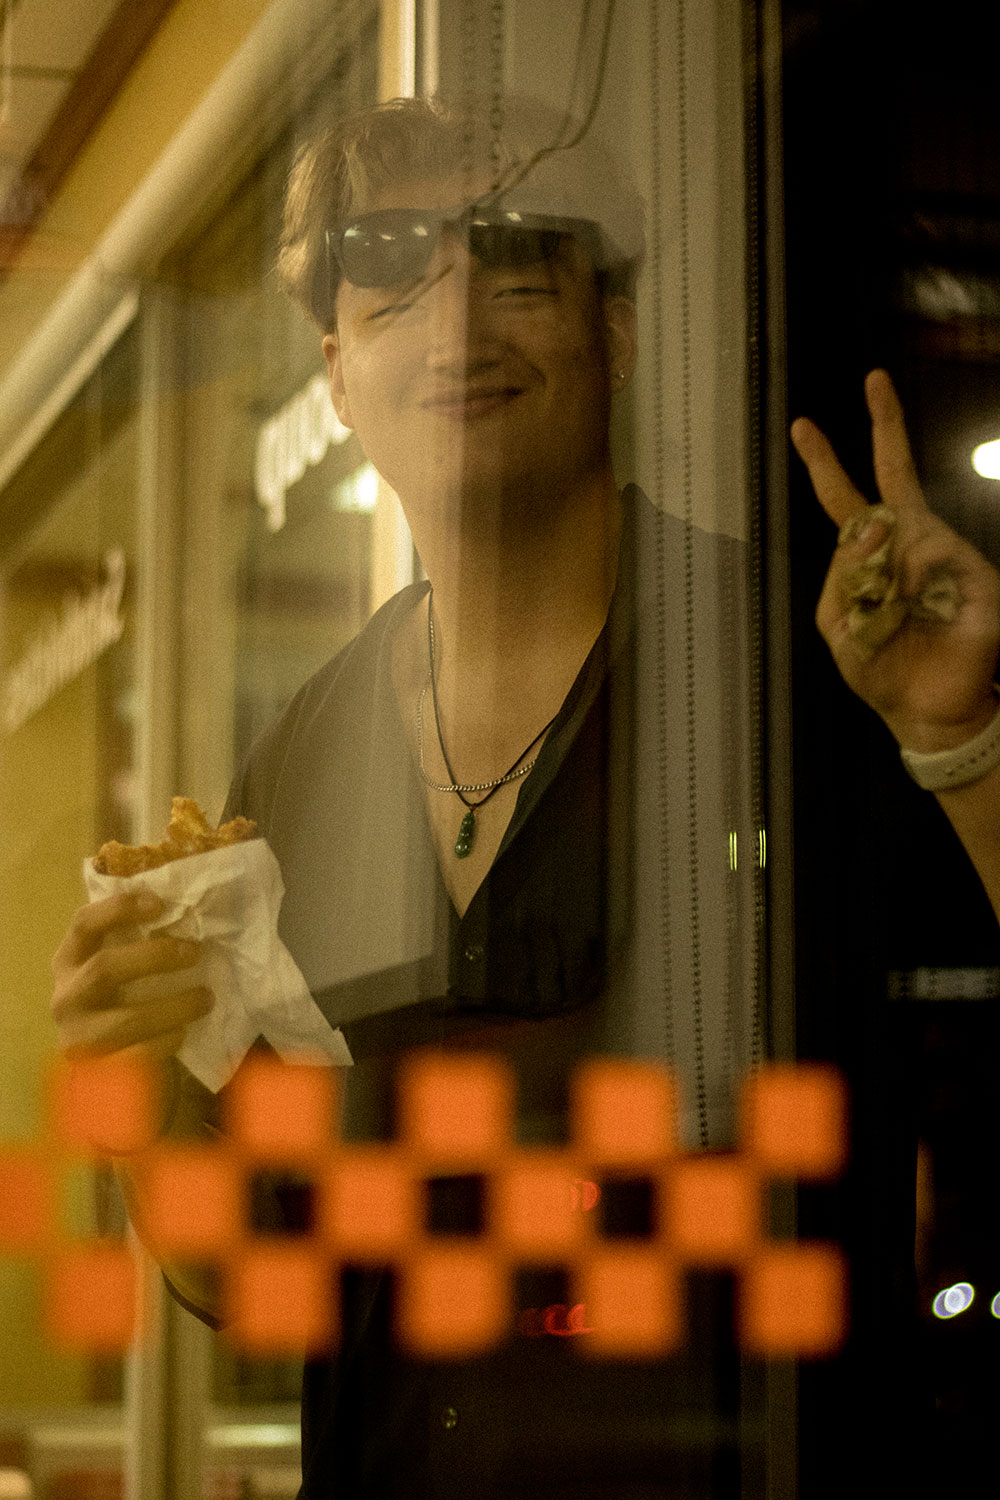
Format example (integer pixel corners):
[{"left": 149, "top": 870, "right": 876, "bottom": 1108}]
[{"left": 93, "top": 797, "right": 257, "bottom": 877}]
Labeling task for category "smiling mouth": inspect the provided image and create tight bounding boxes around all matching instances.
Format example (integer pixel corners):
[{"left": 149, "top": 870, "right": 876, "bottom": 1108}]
[{"left": 420, "top": 388, "right": 523, "bottom": 418}]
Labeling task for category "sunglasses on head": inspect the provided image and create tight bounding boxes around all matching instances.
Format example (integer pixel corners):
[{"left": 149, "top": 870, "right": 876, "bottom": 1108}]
[{"left": 326, "top": 204, "right": 603, "bottom": 290}]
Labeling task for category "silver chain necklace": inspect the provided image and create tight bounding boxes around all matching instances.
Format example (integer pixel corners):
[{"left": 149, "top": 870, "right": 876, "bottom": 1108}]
[
  {"left": 416, "top": 684, "right": 540, "bottom": 795},
  {"left": 418, "top": 592, "right": 557, "bottom": 857}
]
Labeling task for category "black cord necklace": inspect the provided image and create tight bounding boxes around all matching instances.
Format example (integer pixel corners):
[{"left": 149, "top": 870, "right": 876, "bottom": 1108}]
[{"left": 422, "top": 590, "right": 557, "bottom": 858}]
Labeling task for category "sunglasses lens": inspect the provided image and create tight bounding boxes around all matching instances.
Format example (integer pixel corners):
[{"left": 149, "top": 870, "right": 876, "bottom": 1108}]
[
  {"left": 339, "top": 213, "right": 436, "bottom": 287},
  {"left": 336, "top": 211, "right": 581, "bottom": 289},
  {"left": 468, "top": 222, "right": 565, "bottom": 269}
]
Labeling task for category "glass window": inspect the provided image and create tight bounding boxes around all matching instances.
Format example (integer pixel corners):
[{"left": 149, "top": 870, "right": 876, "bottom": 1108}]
[
  {"left": 164, "top": 20, "right": 383, "bottom": 1467},
  {"left": 25, "top": 0, "right": 1000, "bottom": 1491},
  {"left": 0, "top": 319, "right": 139, "bottom": 1486},
  {"left": 168, "top": 19, "right": 387, "bottom": 818},
  {"left": 157, "top": 5, "right": 769, "bottom": 1493}
]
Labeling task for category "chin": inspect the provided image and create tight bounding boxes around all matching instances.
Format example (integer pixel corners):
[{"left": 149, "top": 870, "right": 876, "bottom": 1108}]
[{"left": 385, "top": 447, "right": 529, "bottom": 507}]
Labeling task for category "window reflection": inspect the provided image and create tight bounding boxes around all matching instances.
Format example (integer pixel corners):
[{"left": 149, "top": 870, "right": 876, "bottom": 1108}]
[{"left": 0, "top": 320, "right": 139, "bottom": 1482}]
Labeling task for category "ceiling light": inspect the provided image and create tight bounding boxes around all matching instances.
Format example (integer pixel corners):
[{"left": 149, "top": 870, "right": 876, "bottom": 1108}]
[{"left": 972, "top": 439, "right": 1000, "bottom": 480}]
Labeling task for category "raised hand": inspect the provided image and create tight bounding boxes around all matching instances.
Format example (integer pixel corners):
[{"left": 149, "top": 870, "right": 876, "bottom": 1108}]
[{"left": 791, "top": 368, "right": 1000, "bottom": 754}]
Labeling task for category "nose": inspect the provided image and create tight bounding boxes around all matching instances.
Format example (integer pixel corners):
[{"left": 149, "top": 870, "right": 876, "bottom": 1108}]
[{"left": 422, "top": 235, "right": 502, "bottom": 376}]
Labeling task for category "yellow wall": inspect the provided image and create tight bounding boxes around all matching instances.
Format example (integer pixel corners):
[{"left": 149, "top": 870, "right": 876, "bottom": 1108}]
[{"left": 0, "top": 386, "right": 139, "bottom": 1405}]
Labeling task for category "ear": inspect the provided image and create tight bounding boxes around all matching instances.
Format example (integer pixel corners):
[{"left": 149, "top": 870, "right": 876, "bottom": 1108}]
[
  {"left": 322, "top": 332, "right": 354, "bottom": 429},
  {"left": 602, "top": 295, "right": 638, "bottom": 389}
]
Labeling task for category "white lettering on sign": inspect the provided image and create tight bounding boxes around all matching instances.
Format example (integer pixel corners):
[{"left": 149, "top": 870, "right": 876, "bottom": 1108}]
[
  {"left": 2, "top": 549, "right": 126, "bottom": 736},
  {"left": 254, "top": 374, "right": 352, "bottom": 532}
]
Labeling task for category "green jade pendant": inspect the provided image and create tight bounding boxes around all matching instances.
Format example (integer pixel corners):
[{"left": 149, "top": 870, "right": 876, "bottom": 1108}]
[{"left": 454, "top": 808, "right": 476, "bottom": 858}]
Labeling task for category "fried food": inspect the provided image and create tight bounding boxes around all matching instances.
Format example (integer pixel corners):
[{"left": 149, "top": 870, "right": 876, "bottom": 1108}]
[
  {"left": 93, "top": 798, "right": 257, "bottom": 877},
  {"left": 840, "top": 504, "right": 962, "bottom": 660}
]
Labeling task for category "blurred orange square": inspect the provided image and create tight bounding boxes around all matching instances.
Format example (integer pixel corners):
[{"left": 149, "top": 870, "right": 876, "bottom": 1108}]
[
  {"left": 47, "top": 1245, "right": 136, "bottom": 1353},
  {"left": 398, "top": 1245, "right": 508, "bottom": 1357},
  {"left": 52, "top": 1056, "right": 158, "bottom": 1155},
  {"left": 493, "top": 1152, "right": 585, "bottom": 1258},
  {"left": 398, "top": 1053, "right": 512, "bottom": 1162},
  {"left": 226, "top": 1058, "right": 335, "bottom": 1162},
  {"left": 318, "top": 1149, "right": 418, "bottom": 1259},
  {"left": 225, "top": 1242, "right": 334, "bottom": 1353},
  {"left": 742, "top": 1066, "right": 845, "bottom": 1179},
  {"left": 740, "top": 1242, "right": 846, "bottom": 1357},
  {"left": 667, "top": 1157, "right": 760, "bottom": 1264},
  {"left": 577, "top": 1248, "right": 681, "bottom": 1357},
  {"left": 572, "top": 1061, "right": 677, "bottom": 1166},
  {"left": 0, "top": 1152, "right": 49, "bottom": 1251},
  {"left": 142, "top": 1146, "right": 243, "bottom": 1257}
]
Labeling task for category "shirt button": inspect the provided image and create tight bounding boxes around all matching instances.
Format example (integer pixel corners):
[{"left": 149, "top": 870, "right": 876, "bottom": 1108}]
[
  {"left": 463, "top": 944, "right": 484, "bottom": 964},
  {"left": 440, "top": 1405, "right": 459, "bottom": 1431}
]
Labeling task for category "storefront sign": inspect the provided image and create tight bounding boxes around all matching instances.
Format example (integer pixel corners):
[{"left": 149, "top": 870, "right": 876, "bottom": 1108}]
[
  {"left": 2, "top": 548, "right": 126, "bottom": 735},
  {"left": 254, "top": 373, "right": 352, "bottom": 532}
]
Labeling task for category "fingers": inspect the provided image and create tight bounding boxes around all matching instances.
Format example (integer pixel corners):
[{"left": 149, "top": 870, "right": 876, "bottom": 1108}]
[
  {"left": 52, "top": 921, "right": 205, "bottom": 1057},
  {"left": 53, "top": 890, "right": 164, "bottom": 972},
  {"left": 52, "top": 892, "right": 216, "bottom": 1060},
  {"left": 790, "top": 416, "right": 868, "bottom": 528},
  {"left": 865, "top": 369, "right": 925, "bottom": 513},
  {"left": 791, "top": 370, "right": 927, "bottom": 526},
  {"left": 63, "top": 986, "right": 214, "bottom": 1058},
  {"left": 60, "top": 936, "right": 202, "bottom": 1014}
]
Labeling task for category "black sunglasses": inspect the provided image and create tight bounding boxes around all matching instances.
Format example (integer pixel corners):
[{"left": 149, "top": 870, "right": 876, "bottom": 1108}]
[{"left": 326, "top": 204, "right": 603, "bottom": 290}]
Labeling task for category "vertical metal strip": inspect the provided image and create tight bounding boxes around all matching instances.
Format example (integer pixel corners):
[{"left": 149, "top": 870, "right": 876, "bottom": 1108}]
[
  {"left": 127, "top": 287, "right": 215, "bottom": 1500},
  {"left": 399, "top": 0, "right": 417, "bottom": 94},
  {"left": 380, "top": 0, "right": 417, "bottom": 96},
  {"left": 758, "top": 0, "right": 796, "bottom": 1067},
  {"left": 742, "top": 0, "right": 766, "bottom": 1073},
  {"left": 489, "top": 0, "right": 504, "bottom": 182},
  {"left": 419, "top": 0, "right": 440, "bottom": 95},
  {"left": 460, "top": 0, "right": 479, "bottom": 194},
  {"left": 675, "top": 0, "right": 709, "bottom": 1148},
  {"left": 648, "top": 0, "right": 676, "bottom": 1072},
  {"left": 134, "top": 290, "right": 181, "bottom": 847},
  {"left": 124, "top": 295, "right": 176, "bottom": 1500},
  {"left": 0, "top": 0, "right": 11, "bottom": 126},
  {"left": 719, "top": 0, "right": 753, "bottom": 1093},
  {"left": 756, "top": 0, "right": 800, "bottom": 1495}
]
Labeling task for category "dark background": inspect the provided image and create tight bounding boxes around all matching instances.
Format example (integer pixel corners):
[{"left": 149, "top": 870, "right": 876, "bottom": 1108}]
[{"left": 780, "top": 1, "right": 1000, "bottom": 1491}]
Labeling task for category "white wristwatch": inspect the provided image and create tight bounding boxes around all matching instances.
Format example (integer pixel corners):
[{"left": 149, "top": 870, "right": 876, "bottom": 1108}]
[{"left": 900, "top": 687, "right": 1000, "bottom": 792}]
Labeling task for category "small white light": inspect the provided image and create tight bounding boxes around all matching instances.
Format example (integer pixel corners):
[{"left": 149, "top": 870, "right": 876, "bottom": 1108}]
[
  {"left": 333, "top": 461, "right": 379, "bottom": 514},
  {"left": 991, "top": 1291, "right": 1000, "bottom": 1319},
  {"left": 933, "top": 1281, "right": 975, "bottom": 1319},
  {"left": 972, "top": 439, "right": 1000, "bottom": 480}
]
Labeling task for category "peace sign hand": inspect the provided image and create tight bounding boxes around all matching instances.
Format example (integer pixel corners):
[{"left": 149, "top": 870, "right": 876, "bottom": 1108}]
[{"left": 792, "top": 369, "right": 1000, "bottom": 755}]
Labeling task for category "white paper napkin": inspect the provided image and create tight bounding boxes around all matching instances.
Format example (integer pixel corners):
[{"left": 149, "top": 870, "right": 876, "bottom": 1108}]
[{"left": 83, "top": 838, "right": 352, "bottom": 1091}]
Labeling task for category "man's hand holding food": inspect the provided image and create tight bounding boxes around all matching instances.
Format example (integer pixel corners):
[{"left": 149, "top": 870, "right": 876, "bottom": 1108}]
[{"left": 51, "top": 889, "right": 209, "bottom": 1062}]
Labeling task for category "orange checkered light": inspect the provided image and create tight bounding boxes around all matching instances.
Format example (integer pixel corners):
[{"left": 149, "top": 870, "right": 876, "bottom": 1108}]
[
  {"left": 666, "top": 1156, "right": 760, "bottom": 1264},
  {"left": 1, "top": 1053, "right": 846, "bottom": 1359}
]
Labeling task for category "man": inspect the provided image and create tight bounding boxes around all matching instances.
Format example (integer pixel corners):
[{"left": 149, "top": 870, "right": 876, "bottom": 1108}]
[{"left": 51, "top": 95, "right": 1000, "bottom": 1496}]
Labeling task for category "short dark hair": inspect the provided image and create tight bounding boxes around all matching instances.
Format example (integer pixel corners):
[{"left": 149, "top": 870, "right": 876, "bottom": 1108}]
[{"left": 278, "top": 95, "right": 645, "bottom": 329}]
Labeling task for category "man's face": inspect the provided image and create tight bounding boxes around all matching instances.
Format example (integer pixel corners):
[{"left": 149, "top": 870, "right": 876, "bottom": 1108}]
[{"left": 323, "top": 176, "right": 634, "bottom": 524}]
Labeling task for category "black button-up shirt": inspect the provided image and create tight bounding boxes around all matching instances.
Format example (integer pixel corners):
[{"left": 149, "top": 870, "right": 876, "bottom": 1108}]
[{"left": 219, "top": 490, "right": 753, "bottom": 1498}]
